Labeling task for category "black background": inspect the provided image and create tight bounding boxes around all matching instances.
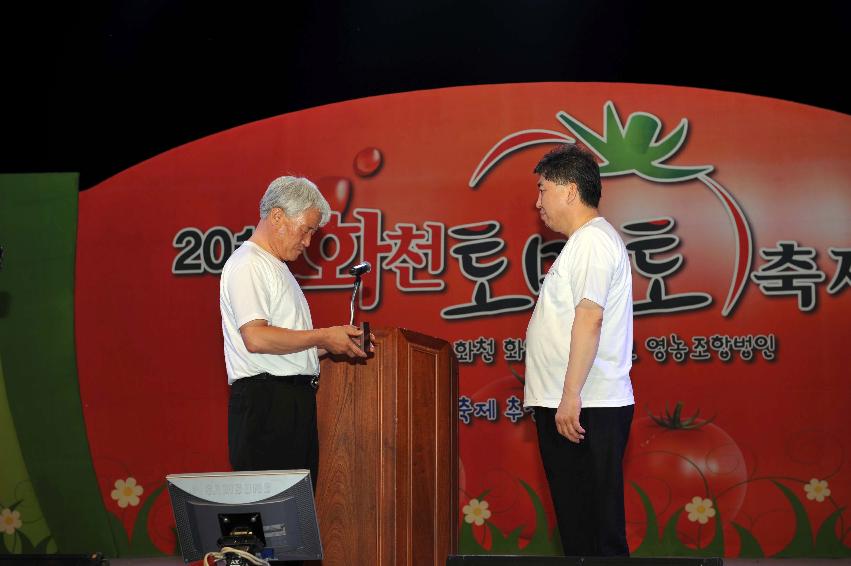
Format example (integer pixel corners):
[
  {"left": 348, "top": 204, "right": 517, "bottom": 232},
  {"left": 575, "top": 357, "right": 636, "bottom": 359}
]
[{"left": 3, "top": 1, "right": 849, "bottom": 189}]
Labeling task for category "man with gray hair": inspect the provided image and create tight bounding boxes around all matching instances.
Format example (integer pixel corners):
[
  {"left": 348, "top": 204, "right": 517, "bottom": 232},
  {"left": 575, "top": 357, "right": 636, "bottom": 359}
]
[{"left": 220, "top": 175, "right": 369, "bottom": 487}]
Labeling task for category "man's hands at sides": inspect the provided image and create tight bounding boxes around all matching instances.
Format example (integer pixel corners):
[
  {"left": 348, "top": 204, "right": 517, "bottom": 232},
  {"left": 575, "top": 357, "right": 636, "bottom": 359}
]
[
  {"left": 555, "top": 298, "right": 602, "bottom": 443},
  {"left": 555, "top": 393, "right": 585, "bottom": 443}
]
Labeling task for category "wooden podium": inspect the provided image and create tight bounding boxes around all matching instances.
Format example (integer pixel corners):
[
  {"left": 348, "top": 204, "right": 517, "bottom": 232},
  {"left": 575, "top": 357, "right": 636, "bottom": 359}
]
[{"left": 312, "top": 327, "right": 458, "bottom": 566}]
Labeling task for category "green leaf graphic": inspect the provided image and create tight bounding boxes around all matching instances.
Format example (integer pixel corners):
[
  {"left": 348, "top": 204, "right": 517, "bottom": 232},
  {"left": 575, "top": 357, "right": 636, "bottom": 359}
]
[
  {"left": 486, "top": 522, "right": 522, "bottom": 554},
  {"left": 772, "top": 480, "right": 814, "bottom": 557},
  {"left": 661, "top": 509, "right": 692, "bottom": 556},
  {"left": 732, "top": 522, "right": 764, "bottom": 558},
  {"left": 814, "top": 507, "right": 851, "bottom": 557},
  {"left": 459, "top": 519, "right": 486, "bottom": 554},
  {"left": 630, "top": 482, "right": 662, "bottom": 556},
  {"left": 107, "top": 512, "right": 131, "bottom": 556},
  {"left": 519, "top": 479, "right": 559, "bottom": 554},
  {"left": 17, "top": 530, "right": 35, "bottom": 554},
  {"left": 658, "top": 504, "right": 725, "bottom": 556},
  {"left": 698, "top": 504, "right": 724, "bottom": 557},
  {"left": 556, "top": 101, "right": 713, "bottom": 182},
  {"left": 34, "top": 535, "right": 54, "bottom": 554},
  {"left": 128, "top": 483, "right": 167, "bottom": 556}
]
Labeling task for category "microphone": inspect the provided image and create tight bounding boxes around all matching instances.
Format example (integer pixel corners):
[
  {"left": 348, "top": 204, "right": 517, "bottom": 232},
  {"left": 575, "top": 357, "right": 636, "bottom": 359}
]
[
  {"left": 349, "top": 261, "right": 372, "bottom": 276},
  {"left": 347, "top": 260, "right": 372, "bottom": 351}
]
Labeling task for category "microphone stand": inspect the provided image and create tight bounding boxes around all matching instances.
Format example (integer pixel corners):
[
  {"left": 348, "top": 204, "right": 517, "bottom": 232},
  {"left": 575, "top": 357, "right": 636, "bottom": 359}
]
[
  {"left": 349, "top": 272, "right": 362, "bottom": 326},
  {"left": 348, "top": 271, "right": 370, "bottom": 353}
]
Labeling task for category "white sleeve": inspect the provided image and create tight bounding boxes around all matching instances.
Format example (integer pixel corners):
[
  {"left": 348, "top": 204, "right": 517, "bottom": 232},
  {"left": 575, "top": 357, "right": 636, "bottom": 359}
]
[
  {"left": 227, "top": 261, "right": 273, "bottom": 328},
  {"left": 564, "top": 228, "right": 614, "bottom": 309}
]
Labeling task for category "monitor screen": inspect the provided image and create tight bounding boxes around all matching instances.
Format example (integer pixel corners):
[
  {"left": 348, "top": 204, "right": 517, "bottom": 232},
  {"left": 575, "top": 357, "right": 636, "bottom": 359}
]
[{"left": 166, "top": 470, "right": 322, "bottom": 563}]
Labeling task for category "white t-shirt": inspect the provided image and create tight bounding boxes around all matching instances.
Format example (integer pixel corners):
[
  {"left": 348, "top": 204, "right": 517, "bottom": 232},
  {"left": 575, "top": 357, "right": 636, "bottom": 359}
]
[
  {"left": 220, "top": 241, "right": 320, "bottom": 384},
  {"left": 524, "top": 217, "right": 634, "bottom": 408}
]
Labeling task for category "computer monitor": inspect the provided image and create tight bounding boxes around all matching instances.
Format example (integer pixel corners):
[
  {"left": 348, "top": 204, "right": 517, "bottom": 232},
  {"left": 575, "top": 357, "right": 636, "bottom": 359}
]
[{"left": 166, "top": 469, "right": 323, "bottom": 563}]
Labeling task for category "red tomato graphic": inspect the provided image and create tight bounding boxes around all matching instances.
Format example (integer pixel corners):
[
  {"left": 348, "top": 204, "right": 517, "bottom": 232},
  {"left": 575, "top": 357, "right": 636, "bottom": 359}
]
[{"left": 624, "top": 402, "right": 748, "bottom": 550}]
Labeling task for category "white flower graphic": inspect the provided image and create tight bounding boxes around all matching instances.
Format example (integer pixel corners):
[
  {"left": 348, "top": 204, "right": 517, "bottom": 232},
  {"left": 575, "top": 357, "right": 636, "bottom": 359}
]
[
  {"left": 1, "top": 508, "right": 22, "bottom": 535},
  {"left": 804, "top": 478, "right": 831, "bottom": 502},
  {"left": 462, "top": 498, "right": 492, "bottom": 526},
  {"left": 111, "top": 477, "right": 144, "bottom": 508},
  {"left": 685, "top": 496, "right": 716, "bottom": 524}
]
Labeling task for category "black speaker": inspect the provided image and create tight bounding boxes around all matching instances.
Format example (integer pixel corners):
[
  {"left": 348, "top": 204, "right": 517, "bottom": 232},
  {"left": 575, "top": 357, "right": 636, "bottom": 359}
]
[
  {"left": 447, "top": 556, "right": 723, "bottom": 566},
  {"left": 0, "top": 554, "right": 106, "bottom": 566}
]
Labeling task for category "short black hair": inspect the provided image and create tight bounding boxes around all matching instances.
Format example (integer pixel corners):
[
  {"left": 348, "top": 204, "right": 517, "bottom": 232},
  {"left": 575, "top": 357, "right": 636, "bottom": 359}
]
[{"left": 533, "top": 145, "right": 602, "bottom": 208}]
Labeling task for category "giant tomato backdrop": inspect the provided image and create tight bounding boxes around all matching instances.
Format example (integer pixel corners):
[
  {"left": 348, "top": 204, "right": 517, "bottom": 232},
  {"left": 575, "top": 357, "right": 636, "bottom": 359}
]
[{"left": 73, "top": 83, "right": 851, "bottom": 558}]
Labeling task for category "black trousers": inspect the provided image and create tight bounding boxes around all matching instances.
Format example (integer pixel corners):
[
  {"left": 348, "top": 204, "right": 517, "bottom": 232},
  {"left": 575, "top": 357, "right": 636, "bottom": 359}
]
[
  {"left": 228, "top": 374, "right": 319, "bottom": 490},
  {"left": 535, "top": 404, "right": 634, "bottom": 557}
]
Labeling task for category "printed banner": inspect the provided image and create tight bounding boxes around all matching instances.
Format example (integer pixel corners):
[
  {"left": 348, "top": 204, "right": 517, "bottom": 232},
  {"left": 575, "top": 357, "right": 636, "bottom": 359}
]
[{"left": 74, "top": 83, "right": 851, "bottom": 558}]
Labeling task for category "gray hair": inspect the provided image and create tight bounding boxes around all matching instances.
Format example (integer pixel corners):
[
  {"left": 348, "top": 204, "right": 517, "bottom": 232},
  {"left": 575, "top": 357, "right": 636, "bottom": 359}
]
[{"left": 259, "top": 176, "right": 331, "bottom": 226}]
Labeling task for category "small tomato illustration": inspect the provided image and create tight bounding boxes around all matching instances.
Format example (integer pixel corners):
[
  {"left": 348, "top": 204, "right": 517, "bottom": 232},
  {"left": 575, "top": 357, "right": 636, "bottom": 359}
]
[{"left": 624, "top": 402, "right": 748, "bottom": 550}]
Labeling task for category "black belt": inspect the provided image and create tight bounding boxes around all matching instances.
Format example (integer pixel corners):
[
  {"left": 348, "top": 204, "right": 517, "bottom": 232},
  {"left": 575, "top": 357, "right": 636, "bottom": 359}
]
[{"left": 248, "top": 372, "right": 319, "bottom": 389}]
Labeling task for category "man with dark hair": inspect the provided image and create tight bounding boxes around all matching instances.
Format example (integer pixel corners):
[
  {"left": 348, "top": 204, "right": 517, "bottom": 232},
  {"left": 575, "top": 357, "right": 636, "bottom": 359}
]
[{"left": 524, "top": 145, "right": 635, "bottom": 556}]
